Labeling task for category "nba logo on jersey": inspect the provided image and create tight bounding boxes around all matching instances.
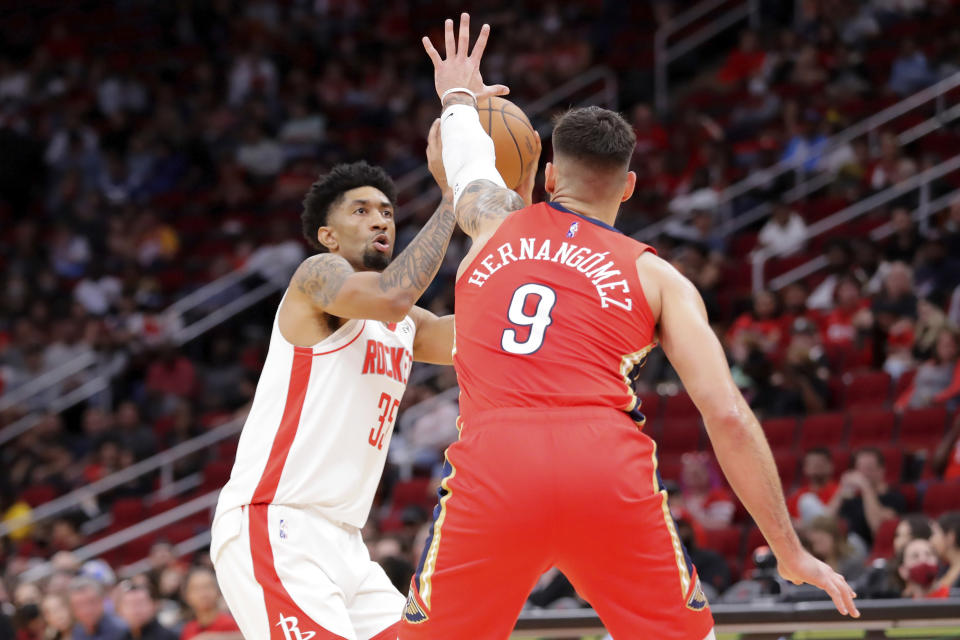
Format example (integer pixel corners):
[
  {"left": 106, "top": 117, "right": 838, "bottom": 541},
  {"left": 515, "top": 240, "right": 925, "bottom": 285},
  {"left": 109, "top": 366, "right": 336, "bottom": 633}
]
[
  {"left": 566, "top": 221, "right": 579, "bottom": 238},
  {"left": 279, "top": 519, "right": 288, "bottom": 539}
]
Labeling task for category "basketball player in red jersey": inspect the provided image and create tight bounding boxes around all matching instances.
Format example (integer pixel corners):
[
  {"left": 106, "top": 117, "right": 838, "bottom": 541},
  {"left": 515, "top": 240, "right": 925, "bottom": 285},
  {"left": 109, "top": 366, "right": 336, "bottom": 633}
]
[{"left": 399, "top": 14, "right": 860, "bottom": 639}]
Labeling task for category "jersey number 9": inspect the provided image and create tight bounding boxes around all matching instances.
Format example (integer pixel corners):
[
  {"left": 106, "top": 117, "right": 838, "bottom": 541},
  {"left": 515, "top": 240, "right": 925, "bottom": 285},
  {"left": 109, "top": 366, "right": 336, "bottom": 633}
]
[{"left": 501, "top": 283, "right": 557, "bottom": 355}]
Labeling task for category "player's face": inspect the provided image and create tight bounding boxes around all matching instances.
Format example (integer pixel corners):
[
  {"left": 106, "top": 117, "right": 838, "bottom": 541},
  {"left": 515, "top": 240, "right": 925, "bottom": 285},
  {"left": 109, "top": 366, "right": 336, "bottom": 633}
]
[{"left": 325, "top": 186, "right": 396, "bottom": 271}]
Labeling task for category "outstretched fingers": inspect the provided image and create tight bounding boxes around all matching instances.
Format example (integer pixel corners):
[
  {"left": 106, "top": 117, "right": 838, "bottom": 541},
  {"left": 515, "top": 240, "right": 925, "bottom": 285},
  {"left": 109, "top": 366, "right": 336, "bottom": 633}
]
[
  {"left": 422, "top": 36, "right": 441, "bottom": 66},
  {"left": 457, "top": 13, "right": 470, "bottom": 59},
  {"left": 444, "top": 18, "right": 455, "bottom": 59},
  {"left": 469, "top": 23, "right": 491, "bottom": 62}
]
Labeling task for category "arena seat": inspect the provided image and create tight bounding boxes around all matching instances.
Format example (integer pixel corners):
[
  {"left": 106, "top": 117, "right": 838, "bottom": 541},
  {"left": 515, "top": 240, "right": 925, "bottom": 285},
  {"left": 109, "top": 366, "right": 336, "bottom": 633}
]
[
  {"left": 799, "top": 413, "right": 846, "bottom": 449},
  {"left": 847, "top": 408, "right": 896, "bottom": 448},
  {"left": 662, "top": 392, "right": 700, "bottom": 420},
  {"left": 844, "top": 371, "right": 892, "bottom": 408},
  {"left": 761, "top": 418, "right": 797, "bottom": 450},
  {"left": 898, "top": 406, "right": 949, "bottom": 449},
  {"left": 200, "top": 460, "right": 234, "bottom": 493},
  {"left": 391, "top": 478, "right": 435, "bottom": 511},
  {"left": 869, "top": 517, "right": 900, "bottom": 562},
  {"left": 111, "top": 498, "right": 145, "bottom": 527},
  {"left": 19, "top": 484, "right": 57, "bottom": 507},
  {"left": 922, "top": 480, "right": 960, "bottom": 517},
  {"left": 656, "top": 420, "right": 704, "bottom": 454}
]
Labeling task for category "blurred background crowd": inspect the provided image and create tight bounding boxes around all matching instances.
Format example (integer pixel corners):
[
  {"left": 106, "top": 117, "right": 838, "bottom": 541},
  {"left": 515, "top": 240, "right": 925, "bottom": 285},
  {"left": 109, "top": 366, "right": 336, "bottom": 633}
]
[{"left": 2, "top": 0, "right": 960, "bottom": 637}]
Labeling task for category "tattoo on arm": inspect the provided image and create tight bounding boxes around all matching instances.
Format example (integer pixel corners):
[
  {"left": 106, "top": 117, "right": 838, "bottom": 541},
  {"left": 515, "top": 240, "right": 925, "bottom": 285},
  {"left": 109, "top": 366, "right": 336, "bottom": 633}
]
[
  {"left": 293, "top": 254, "right": 353, "bottom": 308},
  {"left": 378, "top": 194, "right": 456, "bottom": 293},
  {"left": 456, "top": 179, "right": 524, "bottom": 237}
]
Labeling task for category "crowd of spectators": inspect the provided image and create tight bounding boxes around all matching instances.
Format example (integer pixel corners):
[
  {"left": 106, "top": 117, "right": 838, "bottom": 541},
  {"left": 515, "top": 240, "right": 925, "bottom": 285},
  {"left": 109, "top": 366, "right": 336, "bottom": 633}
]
[{"left": 1, "top": 0, "right": 960, "bottom": 633}]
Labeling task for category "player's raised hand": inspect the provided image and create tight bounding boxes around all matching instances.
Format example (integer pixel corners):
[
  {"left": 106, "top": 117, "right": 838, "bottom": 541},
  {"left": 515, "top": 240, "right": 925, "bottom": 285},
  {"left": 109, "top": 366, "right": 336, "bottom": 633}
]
[
  {"left": 776, "top": 549, "right": 860, "bottom": 618},
  {"left": 426, "top": 118, "right": 450, "bottom": 194},
  {"left": 422, "top": 12, "right": 509, "bottom": 103}
]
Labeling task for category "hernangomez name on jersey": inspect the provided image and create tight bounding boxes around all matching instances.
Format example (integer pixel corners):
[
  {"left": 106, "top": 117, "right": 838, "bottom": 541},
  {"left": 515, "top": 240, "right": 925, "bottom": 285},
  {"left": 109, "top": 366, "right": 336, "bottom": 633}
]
[{"left": 214, "top": 297, "right": 416, "bottom": 529}]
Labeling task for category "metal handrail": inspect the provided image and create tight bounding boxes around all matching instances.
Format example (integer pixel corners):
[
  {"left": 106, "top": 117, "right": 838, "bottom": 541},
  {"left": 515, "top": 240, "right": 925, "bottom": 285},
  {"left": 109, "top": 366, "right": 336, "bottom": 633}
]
[
  {"left": 18, "top": 491, "right": 219, "bottom": 583},
  {"left": 0, "top": 416, "right": 243, "bottom": 538},
  {"left": 654, "top": 0, "right": 759, "bottom": 113},
  {"left": 768, "top": 187, "right": 960, "bottom": 291},
  {"left": 0, "top": 351, "right": 97, "bottom": 411},
  {"left": 120, "top": 530, "right": 211, "bottom": 578},
  {"left": 752, "top": 153, "right": 960, "bottom": 291},
  {"left": 637, "top": 70, "right": 960, "bottom": 243}
]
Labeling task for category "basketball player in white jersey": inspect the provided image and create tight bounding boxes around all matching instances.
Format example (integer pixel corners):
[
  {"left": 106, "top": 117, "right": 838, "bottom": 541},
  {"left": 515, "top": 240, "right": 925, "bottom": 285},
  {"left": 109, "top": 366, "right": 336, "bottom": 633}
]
[{"left": 209, "top": 115, "right": 511, "bottom": 640}]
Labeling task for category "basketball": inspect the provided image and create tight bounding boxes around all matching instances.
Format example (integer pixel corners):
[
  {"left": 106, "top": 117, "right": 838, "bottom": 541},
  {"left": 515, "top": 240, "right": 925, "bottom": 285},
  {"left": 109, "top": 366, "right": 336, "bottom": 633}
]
[{"left": 477, "top": 96, "right": 538, "bottom": 190}]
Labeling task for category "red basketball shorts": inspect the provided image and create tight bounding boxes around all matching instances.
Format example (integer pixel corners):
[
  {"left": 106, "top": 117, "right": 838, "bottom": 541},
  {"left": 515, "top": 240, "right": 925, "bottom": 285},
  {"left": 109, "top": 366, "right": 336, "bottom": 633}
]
[{"left": 399, "top": 407, "right": 714, "bottom": 640}]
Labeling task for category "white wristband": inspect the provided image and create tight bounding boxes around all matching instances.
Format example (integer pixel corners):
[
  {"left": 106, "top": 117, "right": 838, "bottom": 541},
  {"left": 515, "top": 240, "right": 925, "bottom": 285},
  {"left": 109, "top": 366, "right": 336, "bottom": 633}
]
[
  {"left": 440, "top": 104, "right": 506, "bottom": 207},
  {"left": 441, "top": 87, "right": 478, "bottom": 106}
]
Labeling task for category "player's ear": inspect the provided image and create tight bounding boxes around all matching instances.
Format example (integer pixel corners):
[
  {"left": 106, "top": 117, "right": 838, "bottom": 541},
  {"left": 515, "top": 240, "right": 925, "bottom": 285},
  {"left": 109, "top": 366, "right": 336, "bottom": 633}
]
[
  {"left": 317, "top": 226, "right": 339, "bottom": 253},
  {"left": 544, "top": 162, "right": 556, "bottom": 195},
  {"left": 621, "top": 171, "right": 637, "bottom": 203}
]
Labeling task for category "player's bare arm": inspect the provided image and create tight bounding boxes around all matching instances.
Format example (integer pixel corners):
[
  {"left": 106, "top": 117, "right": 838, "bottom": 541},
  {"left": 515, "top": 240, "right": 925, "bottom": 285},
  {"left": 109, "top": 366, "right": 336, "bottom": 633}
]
[
  {"left": 408, "top": 306, "right": 454, "bottom": 365},
  {"left": 289, "top": 192, "right": 455, "bottom": 324},
  {"left": 639, "top": 252, "right": 860, "bottom": 618}
]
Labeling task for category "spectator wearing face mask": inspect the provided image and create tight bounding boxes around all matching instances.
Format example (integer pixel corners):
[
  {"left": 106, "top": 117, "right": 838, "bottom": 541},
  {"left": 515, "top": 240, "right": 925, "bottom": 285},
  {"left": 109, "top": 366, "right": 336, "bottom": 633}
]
[{"left": 897, "top": 538, "right": 949, "bottom": 599}]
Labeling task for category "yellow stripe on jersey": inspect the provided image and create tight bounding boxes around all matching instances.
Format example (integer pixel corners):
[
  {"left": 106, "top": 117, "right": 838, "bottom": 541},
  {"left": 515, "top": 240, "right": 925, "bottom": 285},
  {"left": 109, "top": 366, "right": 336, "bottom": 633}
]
[
  {"left": 650, "top": 440, "right": 692, "bottom": 599},
  {"left": 618, "top": 342, "right": 656, "bottom": 422},
  {"left": 419, "top": 452, "right": 458, "bottom": 608}
]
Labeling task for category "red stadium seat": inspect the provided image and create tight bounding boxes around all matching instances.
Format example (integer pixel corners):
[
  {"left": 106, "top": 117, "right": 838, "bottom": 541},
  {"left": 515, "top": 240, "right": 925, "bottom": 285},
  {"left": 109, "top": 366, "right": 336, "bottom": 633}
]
[
  {"left": 922, "top": 481, "right": 960, "bottom": 517},
  {"left": 762, "top": 418, "right": 797, "bottom": 450},
  {"left": 773, "top": 450, "right": 799, "bottom": 489},
  {"left": 637, "top": 393, "right": 661, "bottom": 425},
  {"left": 663, "top": 392, "right": 700, "bottom": 420},
  {"left": 877, "top": 446, "right": 904, "bottom": 485},
  {"left": 847, "top": 409, "right": 896, "bottom": 448},
  {"left": 656, "top": 420, "right": 704, "bottom": 454},
  {"left": 19, "top": 485, "right": 57, "bottom": 507},
  {"left": 200, "top": 460, "right": 234, "bottom": 493},
  {"left": 898, "top": 406, "right": 949, "bottom": 449},
  {"left": 844, "top": 371, "right": 892, "bottom": 408},
  {"left": 869, "top": 518, "right": 900, "bottom": 562},
  {"left": 701, "top": 526, "right": 743, "bottom": 560},
  {"left": 111, "top": 498, "right": 145, "bottom": 527},
  {"left": 391, "top": 478, "right": 434, "bottom": 511},
  {"left": 147, "top": 499, "right": 181, "bottom": 518},
  {"left": 656, "top": 454, "right": 683, "bottom": 484},
  {"left": 800, "top": 413, "right": 846, "bottom": 449}
]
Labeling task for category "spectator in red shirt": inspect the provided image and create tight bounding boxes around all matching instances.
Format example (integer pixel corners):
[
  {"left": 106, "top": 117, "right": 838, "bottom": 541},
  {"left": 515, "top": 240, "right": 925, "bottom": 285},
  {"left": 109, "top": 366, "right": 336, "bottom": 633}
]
[
  {"left": 673, "top": 452, "right": 735, "bottom": 531},
  {"left": 820, "top": 276, "right": 873, "bottom": 371},
  {"left": 717, "top": 30, "right": 767, "bottom": 88},
  {"left": 787, "top": 448, "right": 839, "bottom": 524},
  {"left": 179, "top": 568, "right": 241, "bottom": 640},
  {"left": 145, "top": 344, "right": 197, "bottom": 400},
  {"left": 728, "top": 290, "right": 785, "bottom": 359}
]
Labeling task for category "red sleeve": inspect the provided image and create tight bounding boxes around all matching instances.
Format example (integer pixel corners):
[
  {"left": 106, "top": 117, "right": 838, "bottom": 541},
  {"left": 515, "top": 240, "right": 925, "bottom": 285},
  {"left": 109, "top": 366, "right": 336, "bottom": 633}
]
[
  {"left": 933, "top": 361, "right": 960, "bottom": 404},
  {"left": 180, "top": 622, "right": 198, "bottom": 640}
]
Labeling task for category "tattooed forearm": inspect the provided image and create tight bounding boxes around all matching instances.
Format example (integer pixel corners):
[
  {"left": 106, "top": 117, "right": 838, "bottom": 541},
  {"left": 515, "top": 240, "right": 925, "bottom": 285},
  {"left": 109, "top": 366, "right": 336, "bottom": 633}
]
[
  {"left": 294, "top": 254, "right": 353, "bottom": 307},
  {"left": 456, "top": 179, "right": 524, "bottom": 238},
  {"left": 378, "top": 192, "right": 456, "bottom": 293}
]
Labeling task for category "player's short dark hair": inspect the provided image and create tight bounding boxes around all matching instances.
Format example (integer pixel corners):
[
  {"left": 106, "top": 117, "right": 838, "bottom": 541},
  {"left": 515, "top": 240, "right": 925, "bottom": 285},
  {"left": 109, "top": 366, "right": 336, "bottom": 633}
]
[
  {"left": 301, "top": 161, "right": 397, "bottom": 251},
  {"left": 552, "top": 106, "right": 637, "bottom": 170}
]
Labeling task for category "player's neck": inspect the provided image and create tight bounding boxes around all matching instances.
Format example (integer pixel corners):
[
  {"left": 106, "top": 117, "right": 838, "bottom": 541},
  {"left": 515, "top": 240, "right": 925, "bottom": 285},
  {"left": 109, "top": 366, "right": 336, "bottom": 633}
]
[{"left": 549, "top": 195, "right": 619, "bottom": 228}]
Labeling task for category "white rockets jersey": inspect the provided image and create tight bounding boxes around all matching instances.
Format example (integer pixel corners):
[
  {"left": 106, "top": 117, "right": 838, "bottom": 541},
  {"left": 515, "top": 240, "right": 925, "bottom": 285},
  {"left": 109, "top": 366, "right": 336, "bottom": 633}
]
[{"left": 214, "top": 295, "right": 416, "bottom": 529}]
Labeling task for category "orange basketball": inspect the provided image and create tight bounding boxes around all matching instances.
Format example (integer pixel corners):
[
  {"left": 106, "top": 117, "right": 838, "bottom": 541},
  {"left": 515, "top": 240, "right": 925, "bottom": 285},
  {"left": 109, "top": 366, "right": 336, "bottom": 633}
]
[{"left": 477, "top": 97, "right": 538, "bottom": 191}]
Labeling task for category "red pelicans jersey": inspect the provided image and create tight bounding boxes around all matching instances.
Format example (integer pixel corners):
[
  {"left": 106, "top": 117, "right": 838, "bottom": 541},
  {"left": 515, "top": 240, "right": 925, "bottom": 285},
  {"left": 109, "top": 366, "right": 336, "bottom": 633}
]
[
  {"left": 454, "top": 201, "right": 657, "bottom": 425},
  {"left": 214, "top": 296, "right": 416, "bottom": 530}
]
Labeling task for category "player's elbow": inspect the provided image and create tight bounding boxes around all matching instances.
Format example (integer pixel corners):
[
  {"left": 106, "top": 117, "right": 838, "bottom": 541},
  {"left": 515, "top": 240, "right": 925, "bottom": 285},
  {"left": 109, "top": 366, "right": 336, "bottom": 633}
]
[{"left": 383, "top": 291, "right": 416, "bottom": 322}]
